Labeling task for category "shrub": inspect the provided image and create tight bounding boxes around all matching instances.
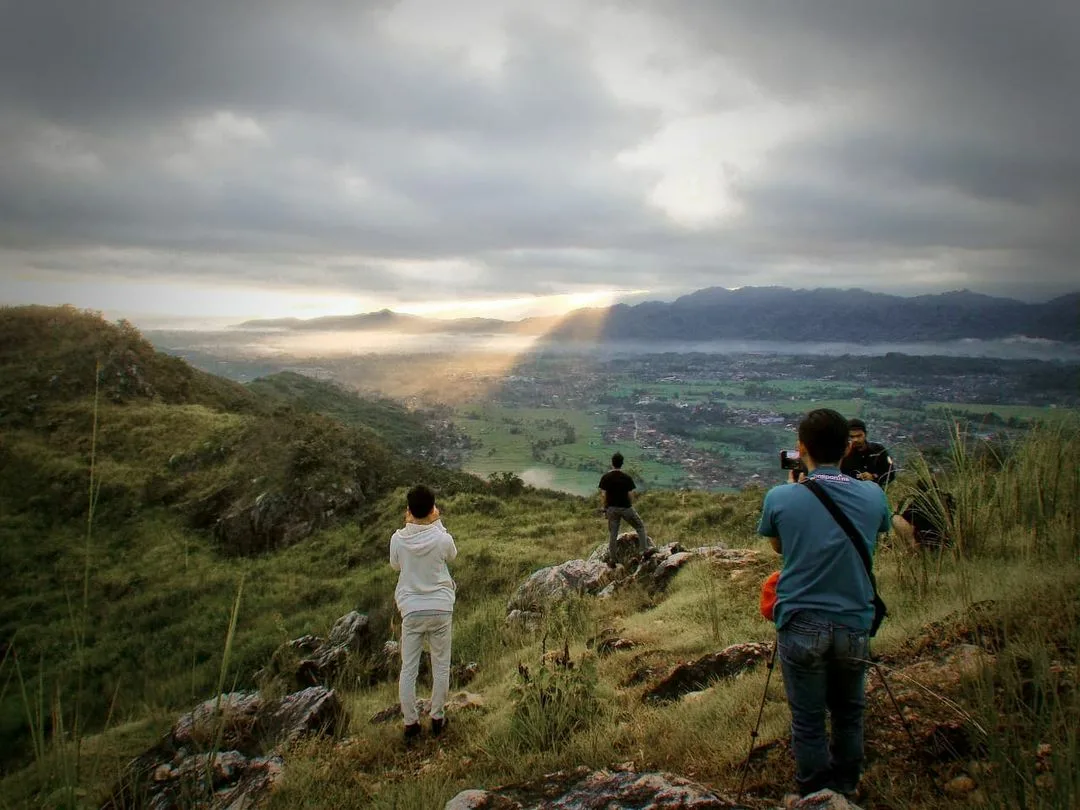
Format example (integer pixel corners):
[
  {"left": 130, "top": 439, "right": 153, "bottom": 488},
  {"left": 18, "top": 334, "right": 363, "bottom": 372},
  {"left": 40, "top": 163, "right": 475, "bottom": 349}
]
[
  {"left": 487, "top": 472, "right": 526, "bottom": 497},
  {"left": 509, "top": 644, "right": 599, "bottom": 753}
]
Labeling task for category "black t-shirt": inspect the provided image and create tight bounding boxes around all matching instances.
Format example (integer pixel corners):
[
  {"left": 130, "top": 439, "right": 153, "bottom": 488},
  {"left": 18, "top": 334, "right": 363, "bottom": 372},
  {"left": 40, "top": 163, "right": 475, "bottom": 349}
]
[
  {"left": 840, "top": 442, "right": 895, "bottom": 487},
  {"left": 598, "top": 469, "right": 636, "bottom": 508}
]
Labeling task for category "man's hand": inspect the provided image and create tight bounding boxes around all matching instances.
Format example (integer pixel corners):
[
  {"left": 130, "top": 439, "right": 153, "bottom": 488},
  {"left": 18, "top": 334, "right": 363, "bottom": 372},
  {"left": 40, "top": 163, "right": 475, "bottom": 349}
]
[{"left": 858, "top": 472, "right": 875, "bottom": 481}]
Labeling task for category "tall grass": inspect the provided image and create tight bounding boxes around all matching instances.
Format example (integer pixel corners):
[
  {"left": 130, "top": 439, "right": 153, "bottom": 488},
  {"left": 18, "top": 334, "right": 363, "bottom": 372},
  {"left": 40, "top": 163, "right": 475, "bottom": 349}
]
[
  {"left": 5, "top": 364, "right": 106, "bottom": 806},
  {"left": 900, "top": 417, "right": 1080, "bottom": 561}
]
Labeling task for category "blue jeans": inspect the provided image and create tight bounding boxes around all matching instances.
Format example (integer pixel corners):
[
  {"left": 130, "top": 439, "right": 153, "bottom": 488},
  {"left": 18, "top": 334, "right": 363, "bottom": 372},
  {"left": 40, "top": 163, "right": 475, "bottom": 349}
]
[{"left": 778, "top": 612, "right": 870, "bottom": 796}]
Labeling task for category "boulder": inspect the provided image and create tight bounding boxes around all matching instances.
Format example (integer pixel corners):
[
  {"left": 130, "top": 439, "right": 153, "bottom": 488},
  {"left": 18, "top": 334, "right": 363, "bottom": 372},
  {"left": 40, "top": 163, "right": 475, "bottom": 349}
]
[
  {"left": 506, "top": 559, "right": 614, "bottom": 613},
  {"left": 587, "top": 531, "right": 652, "bottom": 568},
  {"left": 644, "top": 643, "right": 773, "bottom": 702},
  {"left": 650, "top": 550, "right": 696, "bottom": 590},
  {"left": 213, "top": 484, "right": 362, "bottom": 556},
  {"left": 172, "top": 691, "right": 263, "bottom": 752},
  {"left": 105, "top": 686, "right": 343, "bottom": 810},
  {"left": 261, "top": 686, "right": 344, "bottom": 745},
  {"left": 508, "top": 543, "right": 764, "bottom": 619},
  {"left": 443, "top": 768, "right": 749, "bottom": 809},
  {"left": 262, "top": 611, "right": 374, "bottom": 689},
  {"left": 307, "top": 611, "right": 370, "bottom": 677}
]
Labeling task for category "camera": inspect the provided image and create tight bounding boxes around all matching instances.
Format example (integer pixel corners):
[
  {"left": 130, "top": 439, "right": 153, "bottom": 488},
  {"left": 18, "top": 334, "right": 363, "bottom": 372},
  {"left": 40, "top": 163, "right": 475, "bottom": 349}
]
[{"left": 780, "top": 450, "right": 808, "bottom": 480}]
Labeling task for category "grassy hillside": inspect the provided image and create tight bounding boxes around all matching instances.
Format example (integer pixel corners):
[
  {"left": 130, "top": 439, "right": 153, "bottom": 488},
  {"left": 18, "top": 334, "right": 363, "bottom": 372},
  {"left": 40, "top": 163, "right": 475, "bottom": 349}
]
[
  {"left": 0, "top": 307, "right": 486, "bottom": 770},
  {"left": 246, "top": 372, "right": 439, "bottom": 455},
  {"left": 1, "top": 307, "right": 1078, "bottom": 809}
]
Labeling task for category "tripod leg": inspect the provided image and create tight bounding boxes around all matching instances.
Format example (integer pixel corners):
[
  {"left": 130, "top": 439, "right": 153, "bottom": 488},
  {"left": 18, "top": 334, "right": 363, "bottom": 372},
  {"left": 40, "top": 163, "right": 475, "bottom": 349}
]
[
  {"left": 737, "top": 640, "right": 778, "bottom": 801},
  {"left": 873, "top": 660, "right": 918, "bottom": 750}
]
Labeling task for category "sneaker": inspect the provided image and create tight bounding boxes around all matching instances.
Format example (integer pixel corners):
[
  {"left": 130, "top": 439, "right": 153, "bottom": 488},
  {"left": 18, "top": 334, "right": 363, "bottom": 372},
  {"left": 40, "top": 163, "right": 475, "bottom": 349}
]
[
  {"left": 431, "top": 717, "right": 448, "bottom": 737},
  {"left": 403, "top": 722, "right": 422, "bottom": 742}
]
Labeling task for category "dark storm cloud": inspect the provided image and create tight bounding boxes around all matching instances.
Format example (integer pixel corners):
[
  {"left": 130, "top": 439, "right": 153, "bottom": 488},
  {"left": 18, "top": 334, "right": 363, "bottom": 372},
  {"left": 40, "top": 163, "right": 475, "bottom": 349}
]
[
  {"left": 0, "top": 0, "right": 1078, "bottom": 308},
  {"left": 657, "top": 0, "right": 1080, "bottom": 294}
]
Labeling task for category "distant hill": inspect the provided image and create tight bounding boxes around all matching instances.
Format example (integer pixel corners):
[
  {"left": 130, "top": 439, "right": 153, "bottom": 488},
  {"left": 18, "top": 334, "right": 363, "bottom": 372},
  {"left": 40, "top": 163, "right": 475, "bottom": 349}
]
[
  {"left": 545, "top": 287, "right": 1080, "bottom": 343},
  {"left": 235, "top": 287, "right": 1080, "bottom": 343}
]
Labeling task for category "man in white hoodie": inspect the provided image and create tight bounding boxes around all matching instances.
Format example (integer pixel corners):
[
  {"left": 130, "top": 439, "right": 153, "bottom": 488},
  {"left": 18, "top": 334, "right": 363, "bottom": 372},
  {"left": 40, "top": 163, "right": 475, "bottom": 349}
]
[{"left": 389, "top": 484, "right": 458, "bottom": 741}]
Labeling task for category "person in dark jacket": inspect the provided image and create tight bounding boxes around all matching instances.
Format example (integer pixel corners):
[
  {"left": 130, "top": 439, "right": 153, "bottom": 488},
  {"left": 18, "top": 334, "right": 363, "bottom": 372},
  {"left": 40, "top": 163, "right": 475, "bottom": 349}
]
[{"left": 840, "top": 418, "right": 895, "bottom": 488}]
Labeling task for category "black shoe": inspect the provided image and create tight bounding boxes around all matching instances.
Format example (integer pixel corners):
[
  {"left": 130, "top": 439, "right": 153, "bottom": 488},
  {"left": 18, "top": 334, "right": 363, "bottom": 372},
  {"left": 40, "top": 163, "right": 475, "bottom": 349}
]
[
  {"left": 431, "top": 717, "right": 448, "bottom": 737},
  {"left": 403, "top": 722, "right": 422, "bottom": 742}
]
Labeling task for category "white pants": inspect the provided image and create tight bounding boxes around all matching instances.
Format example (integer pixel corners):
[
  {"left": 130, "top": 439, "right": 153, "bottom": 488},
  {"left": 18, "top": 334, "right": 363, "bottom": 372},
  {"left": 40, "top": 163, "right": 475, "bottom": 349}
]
[{"left": 399, "top": 612, "right": 453, "bottom": 725}]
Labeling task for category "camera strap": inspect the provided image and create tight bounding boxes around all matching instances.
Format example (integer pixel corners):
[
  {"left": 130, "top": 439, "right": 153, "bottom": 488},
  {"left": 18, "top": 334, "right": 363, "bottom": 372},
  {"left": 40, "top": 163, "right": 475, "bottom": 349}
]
[{"left": 801, "top": 479, "right": 880, "bottom": 598}]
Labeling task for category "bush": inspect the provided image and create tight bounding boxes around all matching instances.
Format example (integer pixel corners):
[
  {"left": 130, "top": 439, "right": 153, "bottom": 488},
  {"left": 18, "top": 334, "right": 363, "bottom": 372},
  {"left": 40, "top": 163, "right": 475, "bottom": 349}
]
[
  {"left": 487, "top": 472, "right": 526, "bottom": 497},
  {"left": 509, "top": 644, "right": 599, "bottom": 753}
]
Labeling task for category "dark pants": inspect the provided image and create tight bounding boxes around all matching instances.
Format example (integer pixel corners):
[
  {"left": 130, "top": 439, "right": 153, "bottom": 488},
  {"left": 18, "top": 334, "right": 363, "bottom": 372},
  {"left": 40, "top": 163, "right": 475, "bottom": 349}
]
[
  {"left": 778, "top": 612, "right": 870, "bottom": 796},
  {"left": 606, "top": 506, "right": 649, "bottom": 559}
]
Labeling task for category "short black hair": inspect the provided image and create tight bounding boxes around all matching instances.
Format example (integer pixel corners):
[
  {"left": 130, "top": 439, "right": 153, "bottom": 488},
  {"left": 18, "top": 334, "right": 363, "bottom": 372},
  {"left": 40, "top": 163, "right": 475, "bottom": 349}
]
[
  {"left": 798, "top": 409, "right": 851, "bottom": 465},
  {"left": 406, "top": 485, "right": 436, "bottom": 519},
  {"left": 848, "top": 418, "right": 867, "bottom": 433},
  {"left": 611, "top": 452, "right": 624, "bottom": 469}
]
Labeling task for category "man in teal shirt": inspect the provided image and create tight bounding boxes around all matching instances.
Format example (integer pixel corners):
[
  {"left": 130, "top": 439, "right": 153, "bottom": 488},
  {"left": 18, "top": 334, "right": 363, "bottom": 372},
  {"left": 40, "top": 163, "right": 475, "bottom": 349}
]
[{"left": 758, "top": 409, "right": 891, "bottom": 798}]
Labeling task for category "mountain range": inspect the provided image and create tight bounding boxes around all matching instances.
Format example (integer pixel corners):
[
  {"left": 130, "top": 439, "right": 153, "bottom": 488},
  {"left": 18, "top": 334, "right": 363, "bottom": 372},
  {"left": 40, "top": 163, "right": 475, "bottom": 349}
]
[{"left": 236, "top": 287, "right": 1080, "bottom": 343}]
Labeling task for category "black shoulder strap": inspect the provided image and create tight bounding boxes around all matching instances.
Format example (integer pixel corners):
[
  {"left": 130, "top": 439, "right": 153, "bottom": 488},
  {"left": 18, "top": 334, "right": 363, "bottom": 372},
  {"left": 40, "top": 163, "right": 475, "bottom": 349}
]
[{"left": 802, "top": 479, "right": 878, "bottom": 592}]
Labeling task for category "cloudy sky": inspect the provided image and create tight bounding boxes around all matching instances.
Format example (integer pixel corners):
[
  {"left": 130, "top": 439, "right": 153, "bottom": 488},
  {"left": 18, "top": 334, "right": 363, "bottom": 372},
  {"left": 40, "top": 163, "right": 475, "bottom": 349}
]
[{"left": 1, "top": 0, "right": 1077, "bottom": 326}]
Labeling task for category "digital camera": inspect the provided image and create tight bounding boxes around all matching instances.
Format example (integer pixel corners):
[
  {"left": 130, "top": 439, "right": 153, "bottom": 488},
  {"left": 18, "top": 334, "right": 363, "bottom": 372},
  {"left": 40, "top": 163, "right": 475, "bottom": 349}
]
[{"left": 779, "top": 450, "right": 802, "bottom": 470}]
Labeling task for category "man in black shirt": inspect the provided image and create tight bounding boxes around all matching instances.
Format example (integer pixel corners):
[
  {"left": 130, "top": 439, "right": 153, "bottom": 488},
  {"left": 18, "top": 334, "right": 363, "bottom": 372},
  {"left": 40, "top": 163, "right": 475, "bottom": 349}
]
[
  {"left": 840, "top": 418, "right": 895, "bottom": 488},
  {"left": 598, "top": 452, "right": 652, "bottom": 566}
]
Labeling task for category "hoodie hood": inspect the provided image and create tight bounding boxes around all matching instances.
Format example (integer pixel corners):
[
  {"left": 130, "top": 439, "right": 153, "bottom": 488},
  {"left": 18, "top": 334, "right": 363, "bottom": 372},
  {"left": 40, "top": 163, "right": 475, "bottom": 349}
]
[{"left": 392, "top": 520, "right": 448, "bottom": 557}]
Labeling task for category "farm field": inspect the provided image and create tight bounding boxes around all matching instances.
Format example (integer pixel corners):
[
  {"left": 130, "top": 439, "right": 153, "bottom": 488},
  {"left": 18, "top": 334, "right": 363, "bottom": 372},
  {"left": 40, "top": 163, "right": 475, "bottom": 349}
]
[
  {"left": 446, "top": 356, "right": 1080, "bottom": 494},
  {"left": 925, "top": 402, "right": 1073, "bottom": 421},
  {"left": 454, "top": 404, "right": 694, "bottom": 494}
]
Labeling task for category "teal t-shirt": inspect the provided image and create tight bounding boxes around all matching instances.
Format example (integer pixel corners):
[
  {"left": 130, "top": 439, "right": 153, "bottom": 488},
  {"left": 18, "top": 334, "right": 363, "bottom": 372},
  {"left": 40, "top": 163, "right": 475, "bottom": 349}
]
[{"left": 757, "top": 467, "right": 891, "bottom": 631}]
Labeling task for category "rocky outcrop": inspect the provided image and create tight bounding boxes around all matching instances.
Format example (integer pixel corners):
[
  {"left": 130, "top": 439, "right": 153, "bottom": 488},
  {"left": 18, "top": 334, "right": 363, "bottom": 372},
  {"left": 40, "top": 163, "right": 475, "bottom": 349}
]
[
  {"left": 507, "top": 541, "right": 762, "bottom": 619},
  {"left": 507, "top": 558, "right": 615, "bottom": 614},
  {"left": 104, "top": 686, "right": 343, "bottom": 810},
  {"left": 443, "top": 768, "right": 749, "bottom": 809},
  {"left": 592, "top": 531, "right": 653, "bottom": 568},
  {"left": 261, "top": 611, "right": 382, "bottom": 690},
  {"left": 213, "top": 484, "right": 362, "bottom": 556},
  {"left": 643, "top": 643, "right": 773, "bottom": 703}
]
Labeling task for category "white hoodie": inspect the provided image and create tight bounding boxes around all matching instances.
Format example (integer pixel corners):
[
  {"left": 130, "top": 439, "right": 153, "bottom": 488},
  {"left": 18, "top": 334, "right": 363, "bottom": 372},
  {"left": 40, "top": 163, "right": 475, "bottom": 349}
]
[{"left": 389, "top": 520, "right": 458, "bottom": 616}]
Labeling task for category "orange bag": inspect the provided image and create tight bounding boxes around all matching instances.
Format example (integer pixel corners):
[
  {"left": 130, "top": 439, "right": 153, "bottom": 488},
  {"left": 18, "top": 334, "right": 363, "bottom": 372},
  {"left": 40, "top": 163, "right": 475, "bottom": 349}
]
[{"left": 760, "top": 570, "right": 780, "bottom": 621}]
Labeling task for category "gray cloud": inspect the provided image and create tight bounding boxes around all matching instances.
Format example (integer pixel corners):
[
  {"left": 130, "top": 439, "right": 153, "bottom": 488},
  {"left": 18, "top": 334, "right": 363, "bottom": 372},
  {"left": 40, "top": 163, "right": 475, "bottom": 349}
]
[{"left": 1, "top": 0, "right": 1078, "bottom": 315}]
